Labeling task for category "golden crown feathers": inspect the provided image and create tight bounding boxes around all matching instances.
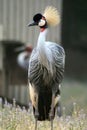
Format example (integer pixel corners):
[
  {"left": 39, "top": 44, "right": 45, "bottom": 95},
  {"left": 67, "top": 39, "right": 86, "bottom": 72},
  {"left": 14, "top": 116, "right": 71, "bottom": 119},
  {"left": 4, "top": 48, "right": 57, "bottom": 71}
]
[{"left": 43, "top": 6, "right": 60, "bottom": 26}]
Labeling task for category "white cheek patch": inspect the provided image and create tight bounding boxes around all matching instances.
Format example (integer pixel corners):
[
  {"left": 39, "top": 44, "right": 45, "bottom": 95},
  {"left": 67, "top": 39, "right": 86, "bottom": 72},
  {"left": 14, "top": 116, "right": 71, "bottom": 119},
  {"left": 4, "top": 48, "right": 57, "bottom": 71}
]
[{"left": 39, "top": 19, "right": 46, "bottom": 27}]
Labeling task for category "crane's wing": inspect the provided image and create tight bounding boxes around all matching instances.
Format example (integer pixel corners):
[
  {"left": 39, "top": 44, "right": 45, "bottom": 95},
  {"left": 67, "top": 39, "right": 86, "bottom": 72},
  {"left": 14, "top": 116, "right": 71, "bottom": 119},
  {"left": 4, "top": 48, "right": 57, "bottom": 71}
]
[{"left": 45, "top": 41, "right": 65, "bottom": 83}]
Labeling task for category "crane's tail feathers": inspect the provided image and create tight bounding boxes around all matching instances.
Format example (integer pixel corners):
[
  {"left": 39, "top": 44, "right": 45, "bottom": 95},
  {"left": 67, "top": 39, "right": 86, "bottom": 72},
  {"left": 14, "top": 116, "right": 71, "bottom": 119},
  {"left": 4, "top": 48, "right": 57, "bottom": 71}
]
[{"left": 43, "top": 6, "right": 60, "bottom": 26}]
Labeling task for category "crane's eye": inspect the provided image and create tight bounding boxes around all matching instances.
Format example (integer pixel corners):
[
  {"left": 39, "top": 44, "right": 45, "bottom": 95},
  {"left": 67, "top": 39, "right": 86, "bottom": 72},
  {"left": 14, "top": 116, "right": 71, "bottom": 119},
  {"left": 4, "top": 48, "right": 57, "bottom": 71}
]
[{"left": 38, "top": 19, "right": 46, "bottom": 27}]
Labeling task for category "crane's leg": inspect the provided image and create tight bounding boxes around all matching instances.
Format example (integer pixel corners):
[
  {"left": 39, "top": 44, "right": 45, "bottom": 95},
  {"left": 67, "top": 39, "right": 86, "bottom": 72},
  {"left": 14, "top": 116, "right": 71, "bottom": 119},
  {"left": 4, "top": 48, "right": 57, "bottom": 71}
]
[
  {"left": 35, "top": 118, "right": 37, "bottom": 130},
  {"left": 51, "top": 120, "right": 53, "bottom": 130}
]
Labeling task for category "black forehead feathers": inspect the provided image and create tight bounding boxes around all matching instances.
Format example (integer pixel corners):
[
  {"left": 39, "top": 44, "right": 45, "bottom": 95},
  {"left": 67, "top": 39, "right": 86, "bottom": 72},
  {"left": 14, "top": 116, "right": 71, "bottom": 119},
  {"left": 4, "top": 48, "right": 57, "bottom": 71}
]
[{"left": 33, "top": 13, "right": 42, "bottom": 22}]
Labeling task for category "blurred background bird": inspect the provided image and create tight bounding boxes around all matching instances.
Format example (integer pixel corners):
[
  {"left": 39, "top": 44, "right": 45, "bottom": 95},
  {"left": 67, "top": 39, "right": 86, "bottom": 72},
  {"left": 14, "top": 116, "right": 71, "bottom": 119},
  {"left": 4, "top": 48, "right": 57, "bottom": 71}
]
[
  {"left": 15, "top": 45, "right": 32, "bottom": 70},
  {"left": 28, "top": 6, "right": 65, "bottom": 130}
]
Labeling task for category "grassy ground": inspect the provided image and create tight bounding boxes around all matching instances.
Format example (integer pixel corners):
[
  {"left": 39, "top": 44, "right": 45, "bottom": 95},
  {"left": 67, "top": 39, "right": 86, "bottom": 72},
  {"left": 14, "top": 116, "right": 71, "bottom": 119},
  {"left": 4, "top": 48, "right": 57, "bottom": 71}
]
[
  {"left": 0, "top": 98, "right": 87, "bottom": 130},
  {"left": 0, "top": 79, "right": 87, "bottom": 130}
]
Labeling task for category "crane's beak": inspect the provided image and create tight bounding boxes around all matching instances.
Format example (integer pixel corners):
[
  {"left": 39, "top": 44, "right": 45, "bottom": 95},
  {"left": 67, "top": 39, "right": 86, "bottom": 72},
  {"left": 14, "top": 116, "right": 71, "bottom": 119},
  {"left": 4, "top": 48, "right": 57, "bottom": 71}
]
[{"left": 28, "top": 21, "right": 37, "bottom": 27}]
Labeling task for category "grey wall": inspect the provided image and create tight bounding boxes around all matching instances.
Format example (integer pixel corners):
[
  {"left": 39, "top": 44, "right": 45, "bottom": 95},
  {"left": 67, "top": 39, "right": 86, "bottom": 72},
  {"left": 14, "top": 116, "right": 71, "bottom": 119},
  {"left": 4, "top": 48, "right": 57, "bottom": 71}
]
[{"left": 0, "top": 0, "right": 62, "bottom": 45}]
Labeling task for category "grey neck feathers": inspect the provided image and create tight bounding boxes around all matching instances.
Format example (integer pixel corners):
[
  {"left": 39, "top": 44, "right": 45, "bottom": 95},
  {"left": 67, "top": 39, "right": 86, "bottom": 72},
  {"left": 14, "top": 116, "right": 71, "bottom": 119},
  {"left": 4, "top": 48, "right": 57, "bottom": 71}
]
[{"left": 37, "top": 29, "right": 53, "bottom": 75}]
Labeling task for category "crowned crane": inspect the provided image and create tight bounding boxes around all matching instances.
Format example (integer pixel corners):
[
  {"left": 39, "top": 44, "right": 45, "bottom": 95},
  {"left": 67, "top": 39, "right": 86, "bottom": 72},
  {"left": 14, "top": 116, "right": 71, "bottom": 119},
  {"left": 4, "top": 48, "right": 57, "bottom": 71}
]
[
  {"left": 28, "top": 6, "right": 65, "bottom": 130},
  {"left": 15, "top": 45, "right": 32, "bottom": 70}
]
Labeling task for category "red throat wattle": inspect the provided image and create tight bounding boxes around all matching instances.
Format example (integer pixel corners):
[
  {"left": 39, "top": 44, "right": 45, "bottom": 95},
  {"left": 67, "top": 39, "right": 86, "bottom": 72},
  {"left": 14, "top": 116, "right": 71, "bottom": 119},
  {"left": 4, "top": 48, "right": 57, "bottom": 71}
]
[{"left": 40, "top": 28, "right": 45, "bottom": 32}]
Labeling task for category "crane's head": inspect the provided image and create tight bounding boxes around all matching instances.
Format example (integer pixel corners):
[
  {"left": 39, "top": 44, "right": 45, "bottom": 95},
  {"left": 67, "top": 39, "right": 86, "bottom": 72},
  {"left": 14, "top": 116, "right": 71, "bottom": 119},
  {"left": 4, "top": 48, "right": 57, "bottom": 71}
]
[
  {"left": 28, "top": 13, "right": 47, "bottom": 30},
  {"left": 28, "top": 6, "right": 60, "bottom": 30}
]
